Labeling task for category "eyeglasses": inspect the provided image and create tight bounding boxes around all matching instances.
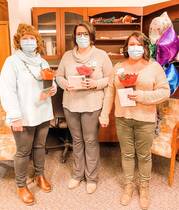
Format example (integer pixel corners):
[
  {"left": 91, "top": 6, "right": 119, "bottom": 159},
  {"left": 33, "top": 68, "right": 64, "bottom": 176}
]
[{"left": 76, "top": 32, "right": 89, "bottom": 38}]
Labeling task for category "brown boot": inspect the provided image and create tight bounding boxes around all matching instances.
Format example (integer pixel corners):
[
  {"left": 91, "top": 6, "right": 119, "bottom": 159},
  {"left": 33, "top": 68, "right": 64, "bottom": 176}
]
[
  {"left": 17, "top": 186, "right": 35, "bottom": 205},
  {"left": 139, "top": 181, "right": 150, "bottom": 210},
  {"left": 35, "top": 175, "right": 52, "bottom": 192},
  {"left": 120, "top": 183, "right": 134, "bottom": 206}
]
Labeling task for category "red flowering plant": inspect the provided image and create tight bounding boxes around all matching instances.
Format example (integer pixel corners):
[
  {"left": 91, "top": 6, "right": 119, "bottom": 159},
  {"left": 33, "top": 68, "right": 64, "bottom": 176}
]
[
  {"left": 40, "top": 68, "right": 55, "bottom": 90},
  {"left": 76, "top": 65, "right": 93, "bottom": 78},
  {"left": 117, "top": 68, "right": 138, "bottom": 88},
  {"left": 76, "top": 61, "right": 97, "bottom": 78}
]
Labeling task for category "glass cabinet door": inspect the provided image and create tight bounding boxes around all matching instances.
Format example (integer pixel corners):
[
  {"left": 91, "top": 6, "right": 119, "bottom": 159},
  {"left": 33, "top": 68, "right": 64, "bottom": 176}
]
[
  {"left": 64, "top": 12, "right": 83, "bottom": 51},
  {"left": 37, "top": 12, "right": 57, "bottom": 57}
]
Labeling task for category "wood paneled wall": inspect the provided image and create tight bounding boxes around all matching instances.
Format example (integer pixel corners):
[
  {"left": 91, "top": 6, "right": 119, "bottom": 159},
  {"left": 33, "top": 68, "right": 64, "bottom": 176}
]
[{"left": 0, "top": 0, "right": 8, "bottom": 21}]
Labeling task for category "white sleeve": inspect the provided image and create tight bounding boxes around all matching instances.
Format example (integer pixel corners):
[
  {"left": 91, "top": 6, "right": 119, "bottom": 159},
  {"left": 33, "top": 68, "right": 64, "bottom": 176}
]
[{"left": 0, "top": 57, "right": 22, "bottom": 123}]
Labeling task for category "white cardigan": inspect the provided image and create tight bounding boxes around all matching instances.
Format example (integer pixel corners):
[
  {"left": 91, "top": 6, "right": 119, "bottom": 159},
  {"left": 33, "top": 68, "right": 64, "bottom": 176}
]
[{"left": 0, "top": 54, "right": 54, "bottom": 126}]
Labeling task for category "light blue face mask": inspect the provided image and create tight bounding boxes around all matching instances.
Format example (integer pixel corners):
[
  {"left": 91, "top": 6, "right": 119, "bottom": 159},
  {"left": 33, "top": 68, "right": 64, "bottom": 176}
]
[
  {"left": 128, "top": 45, "right": 144, "bottom": 60},
  {"left": 76, "top": 35, "right": 90, "bottom": 49},
  {"left": 20, "top": 39, "right": 37, "bottom": 53}
]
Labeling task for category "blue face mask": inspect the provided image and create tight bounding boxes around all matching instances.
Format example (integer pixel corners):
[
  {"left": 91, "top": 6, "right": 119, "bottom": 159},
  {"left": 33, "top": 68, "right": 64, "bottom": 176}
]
[
  {"left": 20, "top": 39, "right": 37, "bottom": 53},
  {"left": 128, "top": 45, "right": 144, "bottom": 60},
  {"left": 76, "top": 35, "right": 90, "bottom": 49}
]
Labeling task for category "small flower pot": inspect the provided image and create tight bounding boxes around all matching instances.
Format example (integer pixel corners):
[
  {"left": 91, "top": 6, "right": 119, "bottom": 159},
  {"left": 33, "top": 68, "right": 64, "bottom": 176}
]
[{"left": 41, "top": 68, "right": 55, "bottom": 91}]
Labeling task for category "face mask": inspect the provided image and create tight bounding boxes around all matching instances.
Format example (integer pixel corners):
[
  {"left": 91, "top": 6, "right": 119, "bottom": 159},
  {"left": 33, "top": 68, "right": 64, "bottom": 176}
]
[
  {"left": 20, "top": 39, "right": 37, "bottom": 53},
  {"left": 128, "top": 45, "right": 144, "bottom": 60},
  {"left": 76, "top": 35, "right": 90, "bottom": 49}
]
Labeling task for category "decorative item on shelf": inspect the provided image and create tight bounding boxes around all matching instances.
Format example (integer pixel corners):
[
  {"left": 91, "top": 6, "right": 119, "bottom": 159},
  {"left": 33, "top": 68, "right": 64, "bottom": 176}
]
[
  {"left": 90, "top": 15, "right": 138, "bottom": 24},
  {"left": 122, "top": 15, "right": 137, "bottom": 23},
  {"left": 41, "top": 68, "right": 55, "bottom": 91},
  {"left": 112, "top": 17, "right": 123, "bottom": 23},
  {"left": 44, "top": 37, "right": 53, "bottom": 56},
  {"left": 90, "top": 17, "right": 103, "bottom": 24},
  {"left": 52, "top": 41, "right": 57, "bottom": 55}
]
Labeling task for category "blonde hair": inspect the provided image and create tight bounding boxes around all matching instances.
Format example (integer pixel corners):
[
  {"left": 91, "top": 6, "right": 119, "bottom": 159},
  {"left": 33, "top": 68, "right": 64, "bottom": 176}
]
[{"left": 13, "top": 23, "right": 44, "bottom": 54}]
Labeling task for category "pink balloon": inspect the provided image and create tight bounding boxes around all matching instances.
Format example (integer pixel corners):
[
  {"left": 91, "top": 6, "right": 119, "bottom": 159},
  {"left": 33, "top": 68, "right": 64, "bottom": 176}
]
[{"left": 156, "top": 26, "right": 179, "bottom": 66}]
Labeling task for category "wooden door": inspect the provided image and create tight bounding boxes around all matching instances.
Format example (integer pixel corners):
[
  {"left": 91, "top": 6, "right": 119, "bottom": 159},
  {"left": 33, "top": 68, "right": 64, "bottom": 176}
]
[
  {"left": 0, "top": 21, "right": 10, "bottom": 70},
  {"left": 60, "top": 8, "right": 88, "bottom": 55},
  {"left": 32, "top": 8, "right": 61, "bottom": 62}
]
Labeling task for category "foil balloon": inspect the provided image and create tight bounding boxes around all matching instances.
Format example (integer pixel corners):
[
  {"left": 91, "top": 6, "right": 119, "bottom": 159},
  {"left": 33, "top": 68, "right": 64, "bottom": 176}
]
[
  {"left": 149, "top": 12, "right": 172, "bottom": 44},
  {"left": 156, "top": 26, "right": 179, "bottom": 66},
  {"left": 164, "top": 63, "right": 179, "bottom": 95}
]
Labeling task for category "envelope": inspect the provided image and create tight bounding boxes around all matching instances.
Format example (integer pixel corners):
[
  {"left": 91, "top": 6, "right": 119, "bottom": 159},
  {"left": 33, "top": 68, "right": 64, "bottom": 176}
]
[
  {"left": 117, "top": 88, "right": 136, "bottom": 107},
  {"left": 68, "top": 75, "right": 86, "bottom": 90}
]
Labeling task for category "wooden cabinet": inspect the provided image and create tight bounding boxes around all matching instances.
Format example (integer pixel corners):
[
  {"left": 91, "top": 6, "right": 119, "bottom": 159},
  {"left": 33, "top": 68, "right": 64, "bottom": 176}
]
[
  {"left": 32, "top": 7, "right": 144, "bottom": 65},
  {"left": 88, "top": 8, "right": 143, "bottom": 64},
  {"left": 32, "top": 8, "right": 88, "bottom": 65}
]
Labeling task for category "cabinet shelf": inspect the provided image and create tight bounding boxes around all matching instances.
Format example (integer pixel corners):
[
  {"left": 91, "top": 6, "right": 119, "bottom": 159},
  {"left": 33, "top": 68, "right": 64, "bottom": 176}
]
[
  {"left": 65, "top": 23, "right": 77, "bottom": 26},
  {"left": 96, "top": 37, "right": 127, "bottom": 41},
  {"left": 42, "top": 55, "right": 59, "bottom": 60},
  {"left": 93, "top": 23, "right": 141, "bottom": 26},
  {"left": 38, "top": 22, "right": 56, "bottom": 26},
  {"left": 40, "top": 33, "right": 56, "bottom": 37}
]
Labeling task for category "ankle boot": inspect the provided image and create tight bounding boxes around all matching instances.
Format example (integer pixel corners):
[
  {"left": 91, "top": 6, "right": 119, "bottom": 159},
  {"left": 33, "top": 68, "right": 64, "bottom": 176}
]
[
  {"left": 120, "top": 183, "right": 134, "bottom": 206},
  {"left": 139, "top": 181, "right": 150, "bottom": 210},
  {"left": 35, "top": 175, "right": 52, "bottom": 192},
  {"left": 17, "top": 186, "right": 35, "bottom": 205}
]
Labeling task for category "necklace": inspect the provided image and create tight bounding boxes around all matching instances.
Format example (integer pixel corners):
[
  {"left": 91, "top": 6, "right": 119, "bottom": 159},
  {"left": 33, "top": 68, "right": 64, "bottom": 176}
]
[{"left": 23, "top": 61, "right": 43, "bottom": 81}]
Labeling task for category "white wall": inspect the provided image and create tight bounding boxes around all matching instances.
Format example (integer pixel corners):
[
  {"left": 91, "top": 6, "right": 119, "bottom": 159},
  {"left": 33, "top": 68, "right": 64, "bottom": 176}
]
[{"left": 8, "top": 0, "right": 169, "bottom": 51}]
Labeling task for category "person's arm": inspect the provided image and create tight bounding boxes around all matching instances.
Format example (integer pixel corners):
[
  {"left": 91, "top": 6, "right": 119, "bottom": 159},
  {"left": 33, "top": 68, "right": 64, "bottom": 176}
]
[
  {"left": 0, "top": 58, "right": 22, "bottom": 124},
  {"left": 99, "top": 70, "right": 115, "bottom": 126},
  {"left": 55, "top": 54, "right": 69, "bottom": 90},
  {"left": 131, "top": 63, "right": 170, "bottom": 104},
  {"left": 95, "top": 52, "right": 113, "bottom": 90}
]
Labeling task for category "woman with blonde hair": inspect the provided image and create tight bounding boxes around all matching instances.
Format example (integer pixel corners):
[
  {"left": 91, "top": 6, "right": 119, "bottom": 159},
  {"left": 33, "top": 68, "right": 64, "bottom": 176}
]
[
  {"left": 99, "top": 32, "right": 170, "bottom": 210},
  {"left": 0, "top": 23, "right": 56, "bottom": 205}
]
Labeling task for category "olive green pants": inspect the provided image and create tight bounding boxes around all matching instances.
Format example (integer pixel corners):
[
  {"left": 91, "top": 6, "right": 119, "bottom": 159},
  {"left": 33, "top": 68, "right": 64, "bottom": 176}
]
[{"left": 116, "top": 117, "right": 155, "bottom": 184}]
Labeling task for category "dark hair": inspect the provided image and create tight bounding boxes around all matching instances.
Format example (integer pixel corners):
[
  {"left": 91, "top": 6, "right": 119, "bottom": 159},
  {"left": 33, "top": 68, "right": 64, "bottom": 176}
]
[
  {"left": 123, "top": 32, "right": 151, "bottom": 61},
  {"left": 73, "top": 21, "right": 95, "bottom": 46}
]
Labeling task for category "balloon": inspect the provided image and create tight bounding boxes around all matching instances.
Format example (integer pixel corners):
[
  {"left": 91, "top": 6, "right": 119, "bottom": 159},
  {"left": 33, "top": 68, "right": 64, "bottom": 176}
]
[
  {"left": 156, "top": 26, "right": 179, "bottom": 66},
  {"left": 164, "top": 63, "right": 179, "bottom": 95},
  {"left": 149, "top": 12, "right": 172, "bottom": 44}
]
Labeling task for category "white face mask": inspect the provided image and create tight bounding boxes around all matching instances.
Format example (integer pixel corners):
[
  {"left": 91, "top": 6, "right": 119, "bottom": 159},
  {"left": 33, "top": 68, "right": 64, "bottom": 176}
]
[
  {"left": 76, "top": 35, "right": 90, "bottom": 49},
  {"left": 128, "top": 45, "right": 144, "bottom": 60},
  {"left": 20, "top": 39, "right": 37, "bottom": 53}
]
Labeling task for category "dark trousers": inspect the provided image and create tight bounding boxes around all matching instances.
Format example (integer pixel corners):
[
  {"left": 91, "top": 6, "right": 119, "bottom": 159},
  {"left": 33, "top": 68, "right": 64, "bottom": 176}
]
[
  {"left": 64, "top": 108, "right": 101, "bottom": 183},
  {"left": 12, "top": 121, "right": 49, "bottom": 187}
]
